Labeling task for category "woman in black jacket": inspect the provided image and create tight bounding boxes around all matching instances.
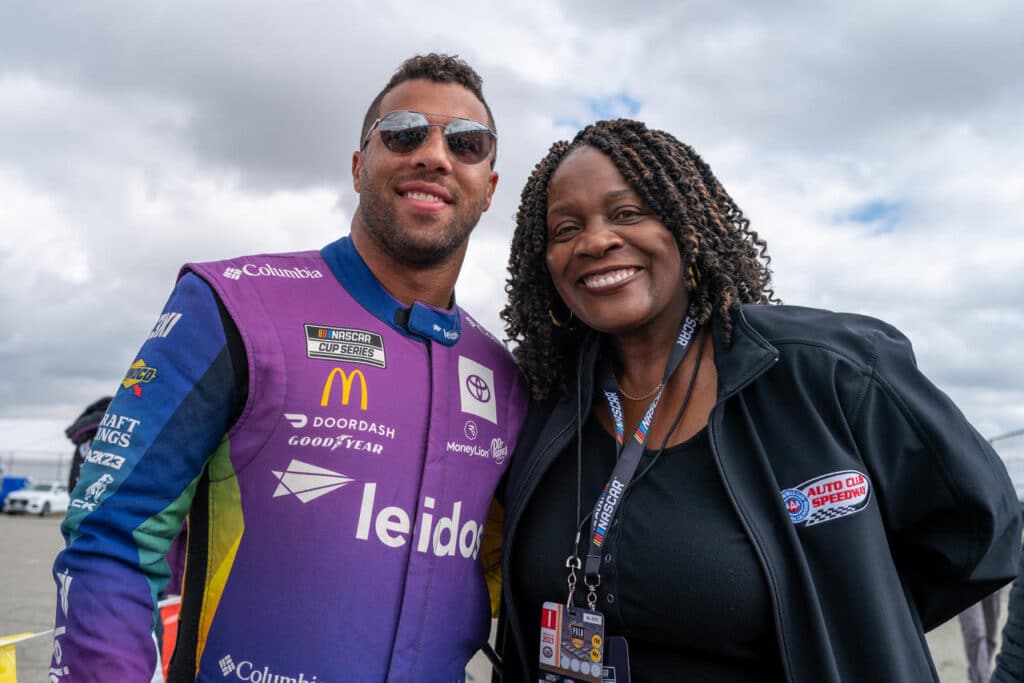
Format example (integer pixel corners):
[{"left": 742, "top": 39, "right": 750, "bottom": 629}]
[{"left": 496, "top": 118, "right": 1020, "bottom": 682}]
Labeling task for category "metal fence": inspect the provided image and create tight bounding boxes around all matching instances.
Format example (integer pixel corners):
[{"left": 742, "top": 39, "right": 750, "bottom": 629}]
[{"left": 0, "top": 450, "right": 70, "bottom": 483}]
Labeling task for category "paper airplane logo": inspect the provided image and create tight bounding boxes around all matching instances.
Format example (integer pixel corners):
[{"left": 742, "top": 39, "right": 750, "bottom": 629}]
[{"left": 272, "top": 459, "right": 354, "bottom": 503}]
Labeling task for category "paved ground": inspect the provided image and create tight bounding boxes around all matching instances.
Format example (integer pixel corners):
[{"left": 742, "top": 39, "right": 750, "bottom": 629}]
[{"left": 0, "top": 514, "right": 996, "bottom": 682}]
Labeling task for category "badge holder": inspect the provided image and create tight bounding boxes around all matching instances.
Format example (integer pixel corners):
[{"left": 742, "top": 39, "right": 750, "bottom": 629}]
[
  {"left": 537, "top": 556, "right": 606, "bottom": 683},
  {"left": 537, "top": 309, "right": 701, "bottom": 683}
]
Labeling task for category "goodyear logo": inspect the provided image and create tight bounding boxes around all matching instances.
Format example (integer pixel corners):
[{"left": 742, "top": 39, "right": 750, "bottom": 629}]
[
  {"left": 122, "top": 359, "right": 157, "bottom": 397},
  {"left": 320, "top": 368, "right": 368, "bottom": 411}
]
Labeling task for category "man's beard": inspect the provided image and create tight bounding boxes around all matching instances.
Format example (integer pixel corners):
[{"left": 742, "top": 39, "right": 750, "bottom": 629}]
[{"left": 358, "top": 173, "right": 486, "bottom": 268}]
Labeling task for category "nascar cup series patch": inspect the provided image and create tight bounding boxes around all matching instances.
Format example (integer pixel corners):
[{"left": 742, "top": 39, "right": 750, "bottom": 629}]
[{"left": 781, "top": 469, "right": 871, "bottom": 527}]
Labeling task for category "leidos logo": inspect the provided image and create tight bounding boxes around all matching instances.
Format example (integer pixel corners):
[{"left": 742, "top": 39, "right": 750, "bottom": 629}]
[
  {"left": 320, "top": 367, "right": 368, "bottom": 410},
  {"left": 272, "top": 461, "right": 485, "bottom": 560},
  {"left": 122, "top": 359, "right": 157, "bottom": 397},
  {"left": 273, "top": 460, "right": 354, "bottom": 503},
  {"left": 356, "top": 483, "right": 485, "bottom": 560}
]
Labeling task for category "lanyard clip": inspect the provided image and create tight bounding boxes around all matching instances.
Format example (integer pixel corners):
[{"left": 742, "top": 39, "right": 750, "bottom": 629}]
[{"left": 565, "top": 555, "right": 582, "bottom": 607}]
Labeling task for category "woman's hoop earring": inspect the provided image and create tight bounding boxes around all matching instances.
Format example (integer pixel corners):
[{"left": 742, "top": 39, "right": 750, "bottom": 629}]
[{"left": 549, "top": 308, "right": 573, "bottom": 327}]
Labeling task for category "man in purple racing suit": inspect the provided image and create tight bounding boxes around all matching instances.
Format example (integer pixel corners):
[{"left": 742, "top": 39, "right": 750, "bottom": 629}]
[{"left": 51, "top": 54, "right": 526, "bottom": 683}]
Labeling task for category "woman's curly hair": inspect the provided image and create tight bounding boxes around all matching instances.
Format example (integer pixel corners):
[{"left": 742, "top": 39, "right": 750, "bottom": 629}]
[{"left": 502, "top": 119, "right": 777, "bottom": 399}]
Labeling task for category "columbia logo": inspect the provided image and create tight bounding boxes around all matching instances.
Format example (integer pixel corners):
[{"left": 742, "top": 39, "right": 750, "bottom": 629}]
[
  {"left": 223, "top": 267, "right": 242, "bottom": 280},
  {"left": 219, "top": 655, "right": 236, "bottom": 675}
]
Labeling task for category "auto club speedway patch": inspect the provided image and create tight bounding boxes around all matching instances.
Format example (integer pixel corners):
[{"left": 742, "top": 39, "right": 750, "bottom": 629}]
[{"left": 781, "top": 469, "right": 871, "bottom": 527}]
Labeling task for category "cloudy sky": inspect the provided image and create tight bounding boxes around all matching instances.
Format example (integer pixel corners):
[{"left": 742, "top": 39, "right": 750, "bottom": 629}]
[{"left": 1, "top": 1, "right": 1021, "bottom": 445}]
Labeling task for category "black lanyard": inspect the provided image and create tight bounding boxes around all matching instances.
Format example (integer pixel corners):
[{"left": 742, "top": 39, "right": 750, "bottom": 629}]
[{"left": 581, "top": 304, "right": 701, "bottom": 586}]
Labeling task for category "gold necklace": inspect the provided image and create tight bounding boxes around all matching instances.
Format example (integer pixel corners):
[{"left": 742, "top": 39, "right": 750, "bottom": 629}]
[{"left": 614, "top": 378, "right": 664, "bottom": 401}]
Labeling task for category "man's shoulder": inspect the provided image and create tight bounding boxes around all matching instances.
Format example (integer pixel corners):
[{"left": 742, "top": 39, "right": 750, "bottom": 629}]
[
  {"left": 457, "top": 309, "right": 518, "bottom": 365},
  {"left": 458, "top": 310, "right": 504, "bottom": 347}
]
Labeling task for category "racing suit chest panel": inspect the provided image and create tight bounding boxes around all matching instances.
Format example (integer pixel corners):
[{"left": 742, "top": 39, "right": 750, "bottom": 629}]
[
  {"left": 185, "top": 248, "right": 524, "bottom": 683},
  {"left": 387, "top": 321, "right": 519, "bottom": 682}
]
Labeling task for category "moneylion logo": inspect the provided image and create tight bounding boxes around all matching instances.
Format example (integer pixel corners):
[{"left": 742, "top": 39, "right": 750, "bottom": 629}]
[
  {"left": 320, "top": 367, "right": 368, "bottom": 410},
  {"left": 273, "top": 459, "right": 354, "bottom": 503}
]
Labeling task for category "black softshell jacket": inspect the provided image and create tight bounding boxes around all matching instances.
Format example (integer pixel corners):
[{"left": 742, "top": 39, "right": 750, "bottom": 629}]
[{"left": 496, "top": 304, "right": 1021, "bottom": 682}]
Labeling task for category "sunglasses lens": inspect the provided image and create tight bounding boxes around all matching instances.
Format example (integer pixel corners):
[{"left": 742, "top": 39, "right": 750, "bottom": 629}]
[
  {"left": 378, "top": 111, "right": 430, "bottom": 154},
  {"left": 374, "top": 111, "right": 494, "bottom": 163},
  {"left": 445, "top": 119, "right": 493, "bottom": 164},
  {"left": 379, "top": 127, "right": 428, "bottom": 154}
]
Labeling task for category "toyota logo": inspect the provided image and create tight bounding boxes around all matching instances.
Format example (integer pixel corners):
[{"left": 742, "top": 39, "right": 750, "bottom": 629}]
[{"left": 465, "top": 374, "right": 491, "bottom": 403}]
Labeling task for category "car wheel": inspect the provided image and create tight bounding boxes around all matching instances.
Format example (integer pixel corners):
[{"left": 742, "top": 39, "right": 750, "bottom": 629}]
[{"left": 40, "top": 502, "right": 51, "bottom": 517}]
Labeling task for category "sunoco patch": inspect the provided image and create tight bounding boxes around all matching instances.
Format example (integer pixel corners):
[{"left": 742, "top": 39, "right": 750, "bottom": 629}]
[
  {"left": 781, "top": 469, "right": 871, "bottom": 527},
  {"left": 305, "top": 325, "right": 386, "bottom": 368}
]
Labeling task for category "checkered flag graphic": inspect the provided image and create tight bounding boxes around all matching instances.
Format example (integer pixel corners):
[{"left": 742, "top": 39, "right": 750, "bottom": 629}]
[{"left": 805, "top": 505, "right": 859, "bottom": 526}]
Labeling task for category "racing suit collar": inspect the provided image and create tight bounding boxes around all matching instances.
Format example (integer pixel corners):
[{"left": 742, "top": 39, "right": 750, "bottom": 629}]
[{"left": 321, "top": 236, "right": 462, "bottom": 346}]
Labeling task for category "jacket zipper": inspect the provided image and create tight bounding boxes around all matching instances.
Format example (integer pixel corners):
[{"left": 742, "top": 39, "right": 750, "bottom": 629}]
[
  {"left": 706, "top": 352, "right": 800, "bottom": 682},
  {"left": 501, "top": 417, "right": 577, "bottom": 679}
]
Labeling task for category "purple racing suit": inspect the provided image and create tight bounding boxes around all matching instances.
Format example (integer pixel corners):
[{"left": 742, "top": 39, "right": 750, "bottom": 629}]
[{"left": 51, "top": 236, "right": 526, "bottom": 682}]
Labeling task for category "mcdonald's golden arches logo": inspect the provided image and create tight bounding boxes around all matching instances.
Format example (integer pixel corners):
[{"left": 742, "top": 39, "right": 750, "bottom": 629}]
[{"left": 320, "top": 368, "right": 368, "bottom": 410}]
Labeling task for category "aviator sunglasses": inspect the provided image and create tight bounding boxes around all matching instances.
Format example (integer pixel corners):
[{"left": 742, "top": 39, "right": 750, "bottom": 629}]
[{"left": 361, "top": 110, "right": 497, "bottom": 165}]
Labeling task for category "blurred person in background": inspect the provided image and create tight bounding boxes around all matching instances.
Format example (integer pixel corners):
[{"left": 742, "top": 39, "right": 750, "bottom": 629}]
[
  {"left": 992, "top": 551, "right": 1024, "bottom": 682},
  {"left": 64, "top": 396, "right": 112, "bottom": 492}
]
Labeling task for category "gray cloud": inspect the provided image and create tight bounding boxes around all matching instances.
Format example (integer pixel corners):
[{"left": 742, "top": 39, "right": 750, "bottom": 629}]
[{"left": 0, "top": 1, "right": 1020, "bottom": 440}]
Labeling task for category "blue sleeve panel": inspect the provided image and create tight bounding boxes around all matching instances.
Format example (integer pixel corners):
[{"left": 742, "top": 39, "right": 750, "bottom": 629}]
[{"left": 50, "top": 272, "right": 239, "bottom": 682}]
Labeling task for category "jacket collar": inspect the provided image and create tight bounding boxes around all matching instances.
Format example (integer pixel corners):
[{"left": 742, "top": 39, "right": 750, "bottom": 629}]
[
  {"left": 711, "top": 305, "right": 780, "bottom": 400},
  {"left": 320, "top": 236, "right": 462, "bottom": 346}
]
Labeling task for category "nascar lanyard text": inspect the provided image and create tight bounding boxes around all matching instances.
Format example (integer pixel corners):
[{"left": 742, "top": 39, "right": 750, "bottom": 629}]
[{"left": 583, "top": 303, "right": 700, "bottom": 581}]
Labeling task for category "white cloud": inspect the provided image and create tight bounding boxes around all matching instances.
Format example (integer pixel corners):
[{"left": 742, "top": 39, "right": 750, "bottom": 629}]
[{"left": 0, "top": 1, "right": 1020, "bottom": 439}]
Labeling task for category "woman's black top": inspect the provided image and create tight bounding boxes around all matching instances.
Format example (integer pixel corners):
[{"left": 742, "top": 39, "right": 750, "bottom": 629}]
[{"left": 510, "top": 415, "right": 786, "bottom": 682}]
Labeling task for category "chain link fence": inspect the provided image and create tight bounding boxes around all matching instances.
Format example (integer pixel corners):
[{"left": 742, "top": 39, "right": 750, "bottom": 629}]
[{"left": 0, "top": 450, "right": 70, "bottom": 483}]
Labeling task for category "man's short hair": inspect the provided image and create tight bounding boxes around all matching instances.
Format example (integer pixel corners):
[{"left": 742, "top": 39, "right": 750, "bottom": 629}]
[{"left": 360, "top": 53, "right": 497, "bottom": 164}]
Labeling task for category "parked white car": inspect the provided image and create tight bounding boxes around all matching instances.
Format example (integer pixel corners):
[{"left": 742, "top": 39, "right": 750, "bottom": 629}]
[{"left": 2, "top": 481, "right": 70, "bottom": 516}]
